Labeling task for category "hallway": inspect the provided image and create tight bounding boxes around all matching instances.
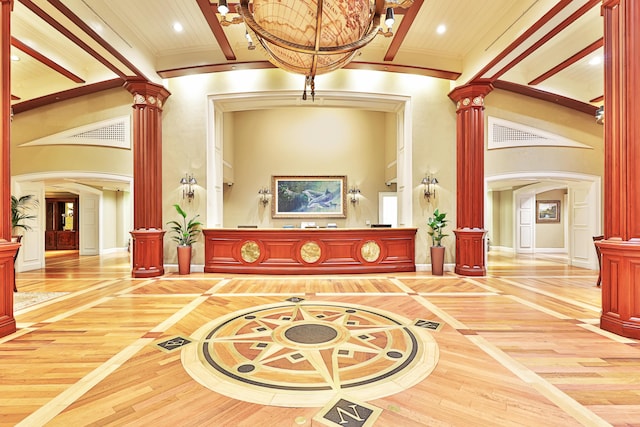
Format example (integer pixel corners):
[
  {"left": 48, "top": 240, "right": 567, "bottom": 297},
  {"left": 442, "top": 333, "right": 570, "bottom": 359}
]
[{"left": 2, "top": 250, "right": 636, "bottom": 426}]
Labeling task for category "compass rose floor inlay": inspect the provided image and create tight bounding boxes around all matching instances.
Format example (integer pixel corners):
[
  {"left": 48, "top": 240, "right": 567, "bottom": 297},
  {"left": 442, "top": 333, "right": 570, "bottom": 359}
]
[{"left": 182, "top": 299, "right": 439, "bottom": 407}]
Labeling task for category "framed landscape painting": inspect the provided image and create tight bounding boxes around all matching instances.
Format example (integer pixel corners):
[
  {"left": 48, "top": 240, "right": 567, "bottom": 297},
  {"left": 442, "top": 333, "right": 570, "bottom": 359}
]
[
  {"left": 536, "top": 200, "right": 560, "bottom": 223},
  {"left": 272, "top": 176, "right": 346, "bottom": 219}
]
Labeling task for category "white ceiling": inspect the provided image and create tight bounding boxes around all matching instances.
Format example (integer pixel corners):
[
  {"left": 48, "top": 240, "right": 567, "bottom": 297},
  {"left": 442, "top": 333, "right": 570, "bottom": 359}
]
[{"left": 9, "top": 0, "right": 604, "bottom": 192}]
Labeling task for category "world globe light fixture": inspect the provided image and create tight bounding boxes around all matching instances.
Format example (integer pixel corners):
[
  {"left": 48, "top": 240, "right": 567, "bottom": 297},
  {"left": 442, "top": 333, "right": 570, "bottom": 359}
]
[{"left": 234, "top": 0, "right": 414, "bottom": 100}]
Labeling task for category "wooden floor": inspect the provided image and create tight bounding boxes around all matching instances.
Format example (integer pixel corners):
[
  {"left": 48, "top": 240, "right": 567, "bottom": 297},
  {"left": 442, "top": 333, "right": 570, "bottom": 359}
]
[{"left": 1, "top": 250, "right": 638, "bottom": 426}]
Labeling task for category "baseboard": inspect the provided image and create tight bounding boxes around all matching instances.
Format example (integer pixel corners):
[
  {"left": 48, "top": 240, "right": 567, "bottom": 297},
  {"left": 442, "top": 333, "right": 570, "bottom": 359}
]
[
  {"left": 101, "top": 247, "right": 128, "bottom": 255},
  {"left": 535, "top": 248, "right": 568, "bottom": 254},
  {"left": 490, "top": 246, "right": 514, "bottom": 253}
]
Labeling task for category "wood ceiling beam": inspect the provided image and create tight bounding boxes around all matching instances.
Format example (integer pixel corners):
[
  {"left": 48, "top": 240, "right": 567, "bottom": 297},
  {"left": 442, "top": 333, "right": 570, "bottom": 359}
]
[
  {"left": 12, "top": 37, "right": 84, "bottom": 83},
  {"left": 46, "top": 0, "right": 148, "bottom": 79},
  {"left": 470, "top": 0, "right": 588, "bottom": 83},
  {"left": 493, "top": 80, "right": 597, "bottom": 115},
  {"left": 487, "top": 0, "right": 601, "bottom": 81},
  {"left": 346, "top": 61, "right": 459, "bottom": 80},
  {"left": 157, "top": 59, "right": 460, "bottom": 81},
  {"left": 528, "top": 38, "right": 603, "bottom": 85},
  {"left": 18, "top": 0, "right": 128, "bottom": 79},
  {"left": 11, "top": 78, "right": 124, "bottom": 114},
  {"left": 158, "top": 61, "right": 274, "bottom": 79},
  {"left": 199, "top": 0, "right": 236, "bottom": 61},
  {"left": 384, "top": 0, "right": 423, "bottom": 62}
]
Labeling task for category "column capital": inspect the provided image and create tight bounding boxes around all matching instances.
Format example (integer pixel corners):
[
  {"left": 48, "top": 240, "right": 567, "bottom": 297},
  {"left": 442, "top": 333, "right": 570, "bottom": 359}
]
[
  {"left": 123, "top": 78, "right": 171, "bottom": 110},
  {"left": 448, "top": 83, "right": 494, "bottom": 110}
]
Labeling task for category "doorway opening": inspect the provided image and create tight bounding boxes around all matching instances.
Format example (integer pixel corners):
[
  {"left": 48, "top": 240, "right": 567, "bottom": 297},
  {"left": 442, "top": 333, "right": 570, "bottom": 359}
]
[{"left": 45, "top": 196, "right": 79, "bottom": 251}]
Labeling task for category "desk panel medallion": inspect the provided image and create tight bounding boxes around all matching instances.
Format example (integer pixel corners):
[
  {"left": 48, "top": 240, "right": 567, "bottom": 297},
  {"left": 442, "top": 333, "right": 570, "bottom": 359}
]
[
  {"left": 182, "top": 300, "right": 439, "bottom": 407},
  {"left": 300, "top": 241, "right": 322, "bottom": 263},
  {"left": 240, "top": 240, "right": 260, "bottom": 263},
  {"left": 360, "top": 240, "right": 381, "bottom": 262}
]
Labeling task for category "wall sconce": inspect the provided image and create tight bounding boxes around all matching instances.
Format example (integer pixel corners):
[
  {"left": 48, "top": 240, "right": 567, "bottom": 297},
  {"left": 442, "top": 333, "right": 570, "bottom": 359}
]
[
  {"left": 595, "top": 105, "right": 604, "bottom": 125},
  {"left": 348, "top": 186, "right": 361, "bottom": 204},
  {"left": 258, "top": 187, "right": 271, "bottom": 206},
  {"left": 180, "top": 173, "right": 197, "bottom": 202},
  {"left": 421, "top": 176, "right": 438, "bottom": 201}
]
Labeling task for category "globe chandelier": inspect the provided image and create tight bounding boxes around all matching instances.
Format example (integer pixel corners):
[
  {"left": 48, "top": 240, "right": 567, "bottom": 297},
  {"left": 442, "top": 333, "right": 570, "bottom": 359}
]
[{"left": 218, "top": 0, "right": 415, "bottom": 100}]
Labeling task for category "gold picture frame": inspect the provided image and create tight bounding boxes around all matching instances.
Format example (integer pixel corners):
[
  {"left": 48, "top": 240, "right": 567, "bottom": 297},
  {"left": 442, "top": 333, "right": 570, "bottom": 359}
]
[
  {"left": 272, "top": 175, "right": 346, "bottom": 219},
  {"left": 536, "top": 200, "right": 560, "bottom": 223}
]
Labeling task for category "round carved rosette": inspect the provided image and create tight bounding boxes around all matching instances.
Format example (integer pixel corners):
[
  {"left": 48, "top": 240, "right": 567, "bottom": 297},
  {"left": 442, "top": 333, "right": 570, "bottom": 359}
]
[
  {"left": 240, "top": 240, "right": 261, "bottom": 263},
  {"left": 360, "top": 240, "right": 381, "bottom": 263},
  {"left": 299, "top": 241, "right": 322, "bottom": 264}
]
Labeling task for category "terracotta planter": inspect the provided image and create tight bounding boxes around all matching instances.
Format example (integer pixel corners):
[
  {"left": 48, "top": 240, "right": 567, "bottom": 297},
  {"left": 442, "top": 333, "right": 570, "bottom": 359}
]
[
  {"left": 430, "top": 245, "right": 445, "bottom": 276},
  {"left": 177, "top": 245, "right": 192, "bottom": 275}
]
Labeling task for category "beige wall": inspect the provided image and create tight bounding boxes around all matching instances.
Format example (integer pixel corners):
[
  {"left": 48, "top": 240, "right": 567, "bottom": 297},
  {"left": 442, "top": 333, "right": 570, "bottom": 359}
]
[
  {"left": 102, "top": 191, "right": 117, "bottom": 250},
  {"left": 115, "top": 190, "right": 132, "bottom": 248},
  {"left": 223, "top": 113, "right": 235, "bottom": 185},
  {"left": 485, "top": 89, "right": 604, "bottom": 179},
  {"left": 11, "top": 89, "right": 133, "bottom": 177},
  {"left": 489, "top": 189, "right": 514, "bottom": 249},
  {"left": 224, "top": 107, "right": 387, "bottom": 228}
]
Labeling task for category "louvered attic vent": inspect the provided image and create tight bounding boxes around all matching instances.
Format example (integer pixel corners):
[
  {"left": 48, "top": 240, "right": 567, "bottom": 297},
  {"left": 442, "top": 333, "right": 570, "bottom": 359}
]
[
  {"left": 19, "top": 116, "right": 131, "bottom": 149},
  {"left": 488, "top": 116, "right": 591, "bottom": 150},
  {"left": 70, "top": 121, "right": 126, "bottom": 143}
]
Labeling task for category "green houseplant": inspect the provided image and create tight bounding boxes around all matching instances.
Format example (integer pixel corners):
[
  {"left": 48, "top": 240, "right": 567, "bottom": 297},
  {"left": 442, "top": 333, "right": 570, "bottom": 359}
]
[
  {"left": 427, "top": 209, "right": 448, "bottom": 275},
  {"left": 11, "top": 194, "right": 38, "bottom": 234},
  {"left": 167, "top": 204, "right": 202, "bottom": 274},
  {"left": 11, "top": 194, "right": 38, "bottom": 292}
]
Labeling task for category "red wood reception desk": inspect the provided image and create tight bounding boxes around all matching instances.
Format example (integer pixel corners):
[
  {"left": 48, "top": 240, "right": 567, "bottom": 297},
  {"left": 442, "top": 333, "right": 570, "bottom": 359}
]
[{"left": 203, "top": 228, "right": 417, "bottom": 274}]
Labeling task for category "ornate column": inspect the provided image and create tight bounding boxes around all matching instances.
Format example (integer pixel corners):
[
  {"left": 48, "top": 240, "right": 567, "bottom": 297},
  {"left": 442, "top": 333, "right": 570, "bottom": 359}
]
[
  {"left": 124, "top": 78, "right": 170, "bottom": 278},
  {"left": 599, "top": 0, "right": 640, "bottom": 339},
  {"left": 0, "top": 0, "right": 18, "bottom": 337},
  {"left": 448, "top": 83, "right": 493, "bottom": 276}
]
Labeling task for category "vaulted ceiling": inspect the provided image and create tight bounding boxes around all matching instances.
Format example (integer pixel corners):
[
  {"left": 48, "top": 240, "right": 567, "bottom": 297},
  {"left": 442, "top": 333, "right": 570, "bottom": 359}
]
[{"left": 10, "top": 0, "right": 603, "bottom": 117}]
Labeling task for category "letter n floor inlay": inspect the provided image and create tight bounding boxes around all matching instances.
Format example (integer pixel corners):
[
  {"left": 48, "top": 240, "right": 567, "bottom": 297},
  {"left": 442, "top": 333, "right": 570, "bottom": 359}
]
[{"left": 182, "top": 299, "right": 439, "bottom": 407}]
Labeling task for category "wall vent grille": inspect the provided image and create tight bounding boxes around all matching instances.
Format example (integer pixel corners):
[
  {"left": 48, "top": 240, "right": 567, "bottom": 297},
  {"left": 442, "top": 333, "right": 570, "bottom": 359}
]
[
  {"left": 20, "top": 116, "right": 131, "bottom": 149},
  {"left": 488, "top": 116, "right": 591, "bottom": 150},
  {"left": 70, "top": 121, "right": 126, "bottom": 143}
]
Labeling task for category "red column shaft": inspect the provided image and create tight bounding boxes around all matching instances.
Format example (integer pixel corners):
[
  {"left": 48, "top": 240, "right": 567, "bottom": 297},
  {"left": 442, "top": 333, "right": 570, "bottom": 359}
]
[
  {"left": 599, "top": 0, "right": 640, "bottom": 339},
  {"left": 124, "top": 78, "right": 170, "bottom": 278},
  {"left": 448, "top": 84, "right": 493, "bottom": 276},
  {"left": 0, "top": 0, "right": 18, "bottom": 338}
]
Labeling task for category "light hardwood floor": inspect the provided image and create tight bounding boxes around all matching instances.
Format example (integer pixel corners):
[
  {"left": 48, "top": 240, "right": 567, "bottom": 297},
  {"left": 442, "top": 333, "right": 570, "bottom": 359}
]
[{"left": 1, "top": 249, "right": 638, "bottom": 427}]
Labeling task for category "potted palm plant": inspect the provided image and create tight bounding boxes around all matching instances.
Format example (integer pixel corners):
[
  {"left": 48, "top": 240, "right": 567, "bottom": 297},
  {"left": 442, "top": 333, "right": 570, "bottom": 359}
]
[
  {"left": 166, "top": 203, "right": 202, "bottom": 275},
  {"left": 427, "top": 208, "right": 448, "bottom": 276},
  {"left": 12, "top": 194, "right": 38, "bottom": 234},
  {"left": 11, "top": 194, "right": 38, "bottom": 291}
]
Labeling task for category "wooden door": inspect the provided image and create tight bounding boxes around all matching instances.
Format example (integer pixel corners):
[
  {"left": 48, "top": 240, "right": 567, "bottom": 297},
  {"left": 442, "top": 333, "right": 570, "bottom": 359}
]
[{"left": 45, "top": 197, "right": 79, "bottom": 250}]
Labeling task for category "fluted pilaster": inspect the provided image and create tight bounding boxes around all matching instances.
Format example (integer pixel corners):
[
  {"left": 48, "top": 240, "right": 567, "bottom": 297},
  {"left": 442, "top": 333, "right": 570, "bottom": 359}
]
[
  {"left": 448, "top": 83, "right": 493, "bottom": 276},
  {"left": 124, "top": 78, "right": 170, "bottom": 278},
  {"left": 599, "top": 0, "right": 640, "bottom": 339}
]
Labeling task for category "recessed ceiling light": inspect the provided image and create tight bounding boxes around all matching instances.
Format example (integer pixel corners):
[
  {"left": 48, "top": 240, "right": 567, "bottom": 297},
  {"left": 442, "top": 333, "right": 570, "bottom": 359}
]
[
  {"left": 436, "top": 24, "right": 446, "bottom": 35},
  {"left": 589, "top": 56, "right": 602, "bottom": 66},
  {"left": 10, "top": 54, "right": 19, "bottom": 61},
  {"left": 173, "top": 22, "right": 184, "bottom": 32}
]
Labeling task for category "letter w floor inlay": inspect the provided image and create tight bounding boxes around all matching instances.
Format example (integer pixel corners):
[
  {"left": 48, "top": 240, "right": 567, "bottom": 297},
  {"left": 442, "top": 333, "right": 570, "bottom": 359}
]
[{"left": 181, "top": 299, "right": 439, "bottom": 407}]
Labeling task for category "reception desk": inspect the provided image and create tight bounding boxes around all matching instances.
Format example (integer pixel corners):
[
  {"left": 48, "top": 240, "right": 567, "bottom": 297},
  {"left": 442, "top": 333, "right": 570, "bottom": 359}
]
[{"left": 203, "top": 227, "right": 417, "bottom": 274}]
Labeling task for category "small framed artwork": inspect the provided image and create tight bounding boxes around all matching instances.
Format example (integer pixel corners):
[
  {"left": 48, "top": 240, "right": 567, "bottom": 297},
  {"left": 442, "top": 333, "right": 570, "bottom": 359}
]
[
  {"left": 272, "top": 175, "right": 346, "bottom": 219},
  {"left": 536, "top": 200, "right": 560, "bottom": 223}
]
